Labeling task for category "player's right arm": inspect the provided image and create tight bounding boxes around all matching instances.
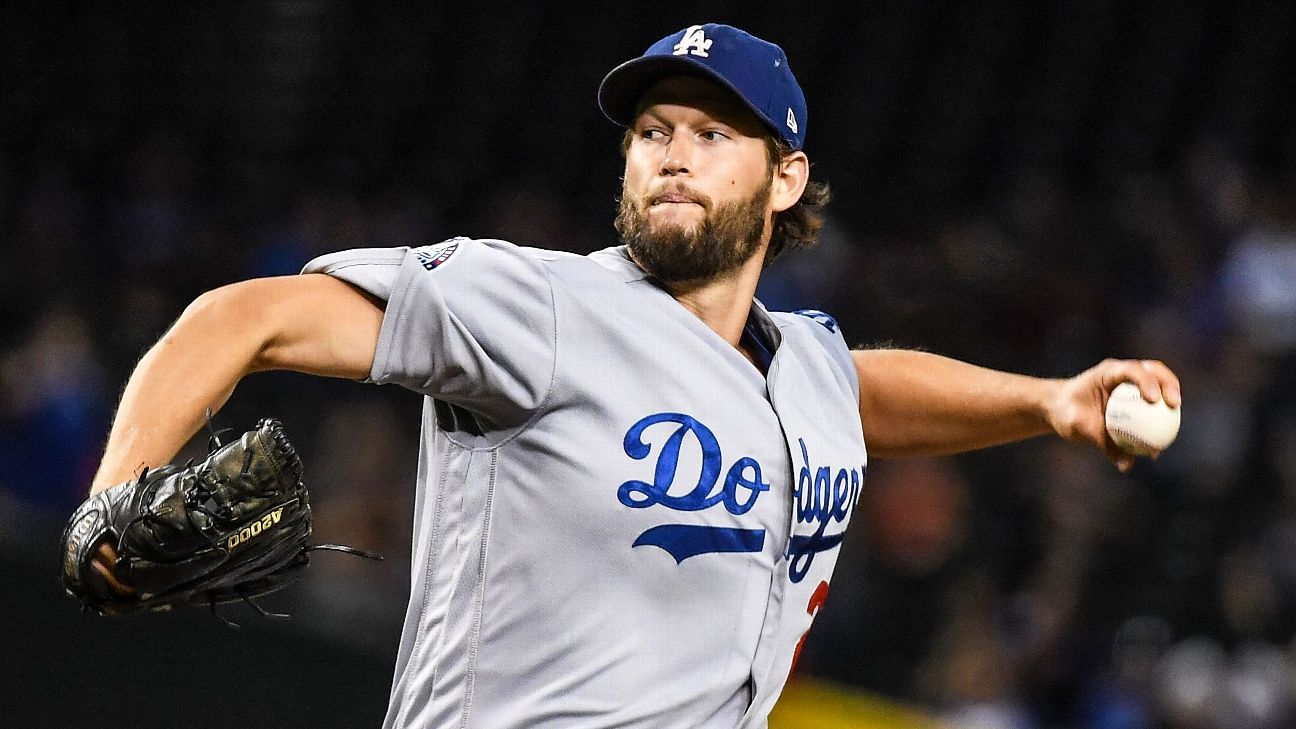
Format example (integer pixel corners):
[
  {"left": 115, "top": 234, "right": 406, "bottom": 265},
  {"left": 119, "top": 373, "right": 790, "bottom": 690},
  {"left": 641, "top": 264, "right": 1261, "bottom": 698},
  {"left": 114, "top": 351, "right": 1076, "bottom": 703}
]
[{"left": 89, "top": 274, "right": 383, "bottom": 495}]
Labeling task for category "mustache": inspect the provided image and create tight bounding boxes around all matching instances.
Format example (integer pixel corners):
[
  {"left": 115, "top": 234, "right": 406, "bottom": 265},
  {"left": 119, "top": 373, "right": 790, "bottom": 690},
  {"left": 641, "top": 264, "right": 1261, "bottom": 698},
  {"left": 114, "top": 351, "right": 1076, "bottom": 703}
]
[{"left": 646, "top": 186, "right": 713, "bottom": 210}]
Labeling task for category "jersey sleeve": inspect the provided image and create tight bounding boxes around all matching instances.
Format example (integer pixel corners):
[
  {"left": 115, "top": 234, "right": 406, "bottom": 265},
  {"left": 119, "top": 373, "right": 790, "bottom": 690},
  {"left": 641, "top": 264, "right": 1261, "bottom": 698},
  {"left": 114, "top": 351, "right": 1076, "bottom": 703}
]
[{"left": 302, "top": 238, "right": 557, "bottom": 426}]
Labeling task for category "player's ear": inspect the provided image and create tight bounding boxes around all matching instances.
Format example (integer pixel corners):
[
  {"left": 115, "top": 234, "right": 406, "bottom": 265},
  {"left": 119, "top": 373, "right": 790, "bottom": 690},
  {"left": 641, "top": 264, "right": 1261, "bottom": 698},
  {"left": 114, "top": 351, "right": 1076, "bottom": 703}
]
[{"left": 770, "top": 151, "right": 809, "bottom": 214}]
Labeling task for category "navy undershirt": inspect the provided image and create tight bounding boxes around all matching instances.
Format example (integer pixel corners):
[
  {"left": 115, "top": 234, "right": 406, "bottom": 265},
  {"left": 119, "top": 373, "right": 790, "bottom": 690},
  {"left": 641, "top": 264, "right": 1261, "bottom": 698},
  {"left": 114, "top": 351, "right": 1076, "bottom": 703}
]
[{"left": 741, "top": 320, "right": 775, "bottom": 376}]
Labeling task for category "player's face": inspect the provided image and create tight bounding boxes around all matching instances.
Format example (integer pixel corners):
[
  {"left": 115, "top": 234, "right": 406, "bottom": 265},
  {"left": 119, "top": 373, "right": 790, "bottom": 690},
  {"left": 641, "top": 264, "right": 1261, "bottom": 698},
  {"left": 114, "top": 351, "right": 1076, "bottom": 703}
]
[{"left": 616, "top": 77, "right": 775, "bottom": 286}]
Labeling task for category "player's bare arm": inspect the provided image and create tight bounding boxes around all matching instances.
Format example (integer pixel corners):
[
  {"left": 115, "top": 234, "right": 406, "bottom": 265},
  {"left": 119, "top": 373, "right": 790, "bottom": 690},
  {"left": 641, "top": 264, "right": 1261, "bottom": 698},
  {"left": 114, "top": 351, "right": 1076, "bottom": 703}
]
[
  {"left": 852, "top": 349, "right": 1181, "bottom": 470},
  {"left": 90, "top": 274, "right": 382, "bottom": 495}
]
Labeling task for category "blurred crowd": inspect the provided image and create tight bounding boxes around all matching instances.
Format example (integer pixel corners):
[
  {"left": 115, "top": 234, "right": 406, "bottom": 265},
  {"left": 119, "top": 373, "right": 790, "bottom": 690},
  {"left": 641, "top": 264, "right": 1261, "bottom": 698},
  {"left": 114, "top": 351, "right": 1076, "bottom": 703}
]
[{"left": 6, "top": 3, "right": 1296, "bottom": 729}]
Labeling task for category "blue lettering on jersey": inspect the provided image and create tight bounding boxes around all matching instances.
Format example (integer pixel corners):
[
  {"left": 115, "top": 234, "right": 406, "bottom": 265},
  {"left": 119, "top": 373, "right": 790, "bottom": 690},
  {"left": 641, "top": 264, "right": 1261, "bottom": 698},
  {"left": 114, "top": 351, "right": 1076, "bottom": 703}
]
[
  {"left": 792, "top": 309, "right": 838, "bottom": 333},
  {"left": 618, "top": 412, "right": 770, "bottom": 562},
  {"left": 787, "top": 438, "right": 864, "bottom": 583},
  {"left": 633, "top": 525, "right": 766, "bottom": 563}
]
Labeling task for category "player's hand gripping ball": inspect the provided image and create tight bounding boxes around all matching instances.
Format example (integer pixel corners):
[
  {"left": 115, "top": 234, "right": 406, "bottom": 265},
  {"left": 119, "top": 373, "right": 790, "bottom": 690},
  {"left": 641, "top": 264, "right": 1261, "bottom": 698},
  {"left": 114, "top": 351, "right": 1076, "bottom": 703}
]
[
  {"left": 1104, "top": 382, "right": 1181, "bottom": 457},
  {"left": 61, "top": 419, "right": 345, "bottom": 616}
]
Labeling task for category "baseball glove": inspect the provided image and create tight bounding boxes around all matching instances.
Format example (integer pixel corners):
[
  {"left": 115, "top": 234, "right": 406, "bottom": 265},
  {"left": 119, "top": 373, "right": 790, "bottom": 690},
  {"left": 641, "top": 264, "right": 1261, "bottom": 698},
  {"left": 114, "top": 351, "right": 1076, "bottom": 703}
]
[{"left": 60, "top": 417, "right": 377, "bottom": 619}]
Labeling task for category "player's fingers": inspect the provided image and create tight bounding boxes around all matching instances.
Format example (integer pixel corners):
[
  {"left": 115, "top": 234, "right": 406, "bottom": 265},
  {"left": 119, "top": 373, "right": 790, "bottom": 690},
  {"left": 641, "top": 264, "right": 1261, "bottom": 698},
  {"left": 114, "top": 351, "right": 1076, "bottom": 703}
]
[
  {"left": 1099, "top": 359, "right": 1164, "bottom": 405},
  {"left": 1139, "top": 359, "right": 1181, "bottom": 408},
  {"left": 1126, "top": 364, "right": 1163, "bottom": 404},
  {"left": 1102, "top": 436, "right": 1137, "bottom": 472},
  {"left": 94, "top": 543, "right": 135, "bottom": 595},
  {"left": 1096, "top": 428, "right": 1136, "bottom": 471},
  {"left": 91, "top": 559, "right": 134, "bottom": 595},
  {"left": 96, "top": 541, "right": 117, "bottom": 566}
]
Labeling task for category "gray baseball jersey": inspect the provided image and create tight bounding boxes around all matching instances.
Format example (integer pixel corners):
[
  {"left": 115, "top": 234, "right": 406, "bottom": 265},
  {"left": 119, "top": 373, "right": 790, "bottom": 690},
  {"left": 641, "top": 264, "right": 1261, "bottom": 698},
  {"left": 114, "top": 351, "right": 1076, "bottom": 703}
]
[{"left": 302, "top": 238, "right": 868, "bottom": 729}]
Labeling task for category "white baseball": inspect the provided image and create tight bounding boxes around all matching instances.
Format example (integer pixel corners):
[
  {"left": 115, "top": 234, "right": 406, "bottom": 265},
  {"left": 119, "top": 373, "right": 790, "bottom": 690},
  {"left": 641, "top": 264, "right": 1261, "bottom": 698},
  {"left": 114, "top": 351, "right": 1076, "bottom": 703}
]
[{"left": 1104, "top": 381, "right": 1180, "bottom": 456}]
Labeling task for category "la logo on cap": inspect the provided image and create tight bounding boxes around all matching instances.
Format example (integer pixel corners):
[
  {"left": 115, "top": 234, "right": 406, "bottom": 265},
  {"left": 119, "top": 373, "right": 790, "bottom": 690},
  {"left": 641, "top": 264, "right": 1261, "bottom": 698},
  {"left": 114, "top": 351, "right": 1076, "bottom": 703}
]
[{"left": 672, "top": 25, "right": 712, "bottom": 57}]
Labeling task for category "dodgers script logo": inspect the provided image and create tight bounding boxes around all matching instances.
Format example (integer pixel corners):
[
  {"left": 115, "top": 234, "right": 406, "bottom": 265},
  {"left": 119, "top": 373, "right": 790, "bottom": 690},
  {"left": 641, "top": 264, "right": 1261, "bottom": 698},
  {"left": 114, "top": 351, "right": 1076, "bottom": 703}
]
[
  {"left": 787, "top": 439, "right": 864, "bottom": 583},
  {"left": 618, "top": 413, "right": 768, "bottom": 563},
  {"left": 617, "top": 413, "right": 865, "bottom": 577}
]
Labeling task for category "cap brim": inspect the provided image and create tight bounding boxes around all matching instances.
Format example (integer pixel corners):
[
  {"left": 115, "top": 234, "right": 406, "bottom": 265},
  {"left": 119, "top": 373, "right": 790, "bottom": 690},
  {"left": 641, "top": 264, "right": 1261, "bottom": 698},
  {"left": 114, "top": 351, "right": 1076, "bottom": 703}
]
[{"left": 597, "top": 55, "right": 775, "bottom": 135}]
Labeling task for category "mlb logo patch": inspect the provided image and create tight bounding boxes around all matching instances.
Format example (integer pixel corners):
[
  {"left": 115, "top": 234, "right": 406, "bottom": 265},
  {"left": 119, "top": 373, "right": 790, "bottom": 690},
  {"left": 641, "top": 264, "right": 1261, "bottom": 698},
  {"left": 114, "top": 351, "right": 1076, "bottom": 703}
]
[{"left": 414, "top": 240, "right": 461, "bottom": 271}]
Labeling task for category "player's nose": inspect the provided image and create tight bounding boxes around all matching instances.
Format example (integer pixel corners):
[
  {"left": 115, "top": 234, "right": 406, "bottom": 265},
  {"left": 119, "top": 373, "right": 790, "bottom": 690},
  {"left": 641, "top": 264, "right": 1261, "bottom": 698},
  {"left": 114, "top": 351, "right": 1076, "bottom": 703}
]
[{"left": 660, "top": 135, "right": 694, "bottom": 177}]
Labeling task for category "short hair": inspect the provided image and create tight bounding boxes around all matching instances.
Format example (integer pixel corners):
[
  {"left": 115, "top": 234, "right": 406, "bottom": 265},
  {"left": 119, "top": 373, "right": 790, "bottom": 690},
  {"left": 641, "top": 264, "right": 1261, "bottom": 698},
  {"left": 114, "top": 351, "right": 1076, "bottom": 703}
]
[{"left": 619, "top": 129, "right": 831, "bottom": 266}]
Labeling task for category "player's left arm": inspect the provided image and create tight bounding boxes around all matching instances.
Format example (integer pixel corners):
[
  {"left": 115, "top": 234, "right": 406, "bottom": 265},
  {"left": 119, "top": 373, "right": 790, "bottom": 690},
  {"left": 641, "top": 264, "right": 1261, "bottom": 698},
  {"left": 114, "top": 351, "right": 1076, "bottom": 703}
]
[{"left": 852, "top": 349, "right": 1181, "bottom": 471}]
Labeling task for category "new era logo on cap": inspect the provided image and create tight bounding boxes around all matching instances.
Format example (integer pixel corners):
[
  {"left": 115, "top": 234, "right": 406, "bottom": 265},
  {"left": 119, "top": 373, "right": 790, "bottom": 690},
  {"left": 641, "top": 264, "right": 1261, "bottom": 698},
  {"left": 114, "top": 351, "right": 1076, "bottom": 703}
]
[{"left": 598, "top": 23, "right": 809, "bottom": 151}]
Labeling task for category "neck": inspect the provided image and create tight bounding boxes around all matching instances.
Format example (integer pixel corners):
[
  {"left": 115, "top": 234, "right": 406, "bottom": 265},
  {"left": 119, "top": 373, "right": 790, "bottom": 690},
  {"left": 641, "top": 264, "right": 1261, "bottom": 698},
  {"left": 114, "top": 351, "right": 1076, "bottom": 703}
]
[{"left": 658, "top": 248, "right": 767, "bottom": 348}]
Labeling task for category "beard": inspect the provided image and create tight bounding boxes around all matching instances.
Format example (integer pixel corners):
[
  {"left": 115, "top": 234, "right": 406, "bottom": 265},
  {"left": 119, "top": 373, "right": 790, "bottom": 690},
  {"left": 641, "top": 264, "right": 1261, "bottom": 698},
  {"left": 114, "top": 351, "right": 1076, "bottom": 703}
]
[{"left": 614, "top": 178, "right": 770, "bottom": 287}]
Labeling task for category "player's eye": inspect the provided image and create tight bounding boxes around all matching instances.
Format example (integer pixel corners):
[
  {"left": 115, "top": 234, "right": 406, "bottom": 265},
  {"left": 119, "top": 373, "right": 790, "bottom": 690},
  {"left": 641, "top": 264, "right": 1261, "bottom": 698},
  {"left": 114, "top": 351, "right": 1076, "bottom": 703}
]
[
  {"left": 640, "top": 128, "right": 667, "bottom": 141},
  {"left": 699, "top": 130, "right": 729, "bottom": 142}
]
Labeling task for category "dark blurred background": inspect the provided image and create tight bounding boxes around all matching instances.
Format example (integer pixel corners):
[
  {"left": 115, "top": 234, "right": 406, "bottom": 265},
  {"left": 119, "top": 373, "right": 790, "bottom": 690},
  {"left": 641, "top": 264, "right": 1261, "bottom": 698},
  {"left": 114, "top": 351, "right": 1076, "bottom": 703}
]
[{"left": 4, "top": 2, "right": 1296, "bottom": 728}]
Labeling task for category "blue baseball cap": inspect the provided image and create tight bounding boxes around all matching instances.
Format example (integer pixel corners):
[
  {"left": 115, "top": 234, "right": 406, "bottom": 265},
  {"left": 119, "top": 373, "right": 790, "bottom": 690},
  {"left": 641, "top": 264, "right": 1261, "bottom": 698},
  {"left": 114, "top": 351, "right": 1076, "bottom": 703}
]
[{"left": 598, "top": 23, "right": 808, "bottom": 151}]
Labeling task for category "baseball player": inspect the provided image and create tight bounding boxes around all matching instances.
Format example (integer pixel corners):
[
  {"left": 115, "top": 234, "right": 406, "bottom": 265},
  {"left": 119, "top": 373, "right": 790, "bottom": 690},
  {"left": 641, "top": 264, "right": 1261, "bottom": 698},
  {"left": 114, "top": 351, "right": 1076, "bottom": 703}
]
[{"left": 81, "top": 23, "right": 1180, "bottom": 729}]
